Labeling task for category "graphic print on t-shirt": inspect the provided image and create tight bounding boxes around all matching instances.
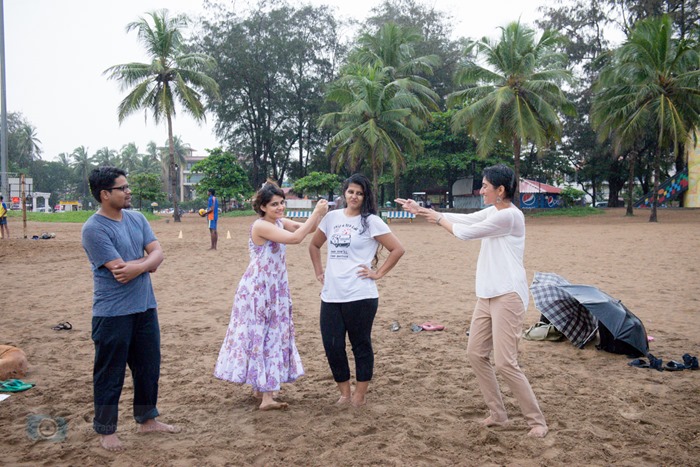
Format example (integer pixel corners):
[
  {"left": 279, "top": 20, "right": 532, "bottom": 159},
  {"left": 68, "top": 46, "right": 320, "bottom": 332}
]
[{"left": 328, "top": 223, "right": 360, "bottom": 259}]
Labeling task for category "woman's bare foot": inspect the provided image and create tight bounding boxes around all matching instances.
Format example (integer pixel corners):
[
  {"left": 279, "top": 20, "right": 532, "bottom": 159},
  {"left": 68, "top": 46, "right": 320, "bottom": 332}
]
[
  {"left": 351, "top": 395, "right": 366, "bottom": 408},
  {"left": 480, "top": 416, "right": 509, "bottom": 427},
  {"left": 99, "top": 433, "right": 125, "bottom": 451},
  {"left": 527, "top": 426, "right": 548, "bottom": 438},
  {"left": 253, "top": 390, "right": 279, "bottom": 399},
  {"left": 336, "top": 395, "right": 351, "bottom": 406},
  {"left": 259, "top": 392, "right": 288, "bottom": 411},
  {"left": 138, "top": 419, "right": 181, "bottom": 434},
  {"left": 259, "top": 401, "right": 289, "bottom": 411}
]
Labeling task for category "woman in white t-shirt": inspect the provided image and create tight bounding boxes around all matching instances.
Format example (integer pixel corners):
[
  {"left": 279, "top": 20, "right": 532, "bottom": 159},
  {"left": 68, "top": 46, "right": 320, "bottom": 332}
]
[
  {"left": 309, "top": 174, "right": 405, "bottom": 408},
  {"left": 396, "top": 164, "right": 548, "bottom": 438}
]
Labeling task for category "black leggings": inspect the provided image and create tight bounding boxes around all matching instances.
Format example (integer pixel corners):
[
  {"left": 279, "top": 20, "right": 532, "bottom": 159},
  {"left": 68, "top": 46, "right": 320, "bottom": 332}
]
[{"left": 320, "top": 298, "right": 378, "bottom": 383}]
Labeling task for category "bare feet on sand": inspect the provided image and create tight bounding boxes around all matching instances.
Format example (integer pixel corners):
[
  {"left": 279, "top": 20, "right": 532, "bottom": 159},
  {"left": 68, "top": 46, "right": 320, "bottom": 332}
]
[
  {"left": 480, "top": 416, "right": 509, "bottom": 427},
  {"left": 99, "top": 434, "right": 124, "bottom": 452},
  {"left": 336, "top": 395, "right": 351, "bottom": 406},
  {"left": 351, "top": 395, "right": 366, "bottom": 408},
  {"left": 527, "top": 426, "right": 548, "bottom": 438},
  {"left": 259, "top": 401, "right": 289, "bottom": 411},
  {"left": 138, "top": 419, "right": 181, "bottom": 434}
]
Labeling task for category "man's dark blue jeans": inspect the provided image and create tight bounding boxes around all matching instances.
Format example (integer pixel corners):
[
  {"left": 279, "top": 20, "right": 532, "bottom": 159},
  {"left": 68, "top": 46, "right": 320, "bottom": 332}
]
[{"left": 92, "top": 308, "right": 160, "bottom": 435}]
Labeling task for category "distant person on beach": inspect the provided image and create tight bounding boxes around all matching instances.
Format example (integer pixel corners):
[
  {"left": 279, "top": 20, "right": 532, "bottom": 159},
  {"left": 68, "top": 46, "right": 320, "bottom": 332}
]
[
  {"left": 81, "top": 166, "right": 179, "bottom": 451},
  {"left": 214, "top": 181, "right": 328, "bottom": 410},
  {"left": 396, "top": 164, "right": 548, "bottom": 438},
  {"left": 0, "top": 195, "right": 9, "bottom": 239},
  {"left": 309, "top": 173, "right": 405, "bottom": 408},
  {"left": 205, "top": 188, "right": 219, "bottom": 250}
]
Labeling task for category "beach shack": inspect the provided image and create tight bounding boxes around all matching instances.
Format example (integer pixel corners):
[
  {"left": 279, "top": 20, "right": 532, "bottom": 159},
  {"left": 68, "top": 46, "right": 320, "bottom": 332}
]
[
  {"left": 55, "top": 201, "right": 83, "bottom": 212},
  {"left": 519, "top": 179, "right": 562, "bottom": 209}
]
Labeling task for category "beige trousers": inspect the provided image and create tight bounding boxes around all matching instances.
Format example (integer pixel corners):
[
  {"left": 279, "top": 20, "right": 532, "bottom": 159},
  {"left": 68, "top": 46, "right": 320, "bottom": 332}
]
[{"left": 466, "top": 292, "right": 547, "bottom": 428}]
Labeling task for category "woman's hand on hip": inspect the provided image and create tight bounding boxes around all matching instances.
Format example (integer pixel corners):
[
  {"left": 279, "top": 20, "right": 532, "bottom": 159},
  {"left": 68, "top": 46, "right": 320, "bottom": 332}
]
[{"left": 357, "top": 265, "right": 380, "bottom": 280}]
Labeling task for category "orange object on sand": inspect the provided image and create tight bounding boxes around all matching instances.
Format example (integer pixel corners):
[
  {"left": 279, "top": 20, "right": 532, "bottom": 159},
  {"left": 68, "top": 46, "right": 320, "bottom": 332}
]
[{"left": 0, "top": 345, "right": 29, "bottom": 380}]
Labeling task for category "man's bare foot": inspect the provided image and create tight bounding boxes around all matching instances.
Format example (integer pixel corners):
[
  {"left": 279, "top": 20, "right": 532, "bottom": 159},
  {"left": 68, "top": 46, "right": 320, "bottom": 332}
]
[
  {"left": 527, "top": 426, "right": 548, "bottom": 438},
  {"left": 100, "top": 433, "right": 125, "bottom": 451},
  {"left": 259, "top": 401, "right": 288, "bottom": 411},
  {"left": 336, "top": 395, "right": 351, "bottom": 406},
  {"left": 138, "top": 419, "right": 181, "bottom": 434},
  {"left": 480, "top": 416, "right": 509, "bottom": 427}
]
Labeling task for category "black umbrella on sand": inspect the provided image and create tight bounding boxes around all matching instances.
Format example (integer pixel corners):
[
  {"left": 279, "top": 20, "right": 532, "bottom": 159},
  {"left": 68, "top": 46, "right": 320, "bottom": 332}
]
[
  {"left": 559, "top": 285, "right": 648, "bottom": 357},
  {"left": 530, "top": 272, "right": 599, "bottom": 348}
]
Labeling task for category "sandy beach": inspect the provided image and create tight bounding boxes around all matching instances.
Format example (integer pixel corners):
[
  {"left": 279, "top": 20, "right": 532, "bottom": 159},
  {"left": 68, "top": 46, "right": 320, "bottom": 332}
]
[{"left": 1, "top": 208, "right": 699, "bottom": 466}]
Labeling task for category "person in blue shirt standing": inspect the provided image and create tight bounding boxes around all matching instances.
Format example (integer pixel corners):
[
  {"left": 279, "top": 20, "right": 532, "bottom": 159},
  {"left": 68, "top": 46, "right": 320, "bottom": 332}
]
[
  {"left": 205, "top": 188, "right": 219, "bottom": 250},
  {"left": 81, "top": 166, "right": 179, "bottom": 451},
  {"left": 0, "top": 195, "right": 9, "bottom": 239}
]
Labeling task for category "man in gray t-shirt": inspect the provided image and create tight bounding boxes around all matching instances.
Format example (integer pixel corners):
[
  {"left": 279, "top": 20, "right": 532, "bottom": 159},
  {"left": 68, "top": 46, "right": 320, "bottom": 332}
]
[{"left": 81, "top": 166, "right": 179, "bottom": 452}]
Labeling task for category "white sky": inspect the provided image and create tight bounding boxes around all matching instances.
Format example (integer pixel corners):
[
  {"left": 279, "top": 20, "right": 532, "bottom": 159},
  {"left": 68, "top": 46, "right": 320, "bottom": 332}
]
[{"left": 4, "top": 0, "right": 544, "bottom": 161}]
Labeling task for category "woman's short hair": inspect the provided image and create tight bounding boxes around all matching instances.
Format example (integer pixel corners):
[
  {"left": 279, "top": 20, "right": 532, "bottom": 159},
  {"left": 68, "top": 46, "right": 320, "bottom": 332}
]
[
  {"left": 483, "top": 164, "right": 517, "bottom": 200},
  {"left": 253, "top": 180, "right": 285, "bottom": 216}
]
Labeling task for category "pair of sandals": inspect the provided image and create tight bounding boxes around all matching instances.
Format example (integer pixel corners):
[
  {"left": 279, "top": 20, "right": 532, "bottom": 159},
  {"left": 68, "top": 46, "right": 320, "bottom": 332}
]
[{"left": 628, "top": 353, "right": 698, "bottom": 371}]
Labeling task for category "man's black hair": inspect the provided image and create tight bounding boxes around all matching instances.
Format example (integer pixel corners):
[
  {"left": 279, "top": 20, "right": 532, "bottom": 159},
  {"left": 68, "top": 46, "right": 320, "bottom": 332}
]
[{"left": 89, "top": 166, "right": 127, "bottom": 203}]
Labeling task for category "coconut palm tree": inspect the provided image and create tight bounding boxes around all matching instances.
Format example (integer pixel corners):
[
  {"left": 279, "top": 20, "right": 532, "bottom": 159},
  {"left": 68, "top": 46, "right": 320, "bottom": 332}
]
[
  {"left": 350, "top": 22, "right": 440, "bottom": 197},
  {"left": 320, "top": 63, "right": 437, "bottom": 195},
  {"left": 94, "top": 147, "right": 120, "bottom": 167},
  {"left": 71, "top": 146, "right": 94, "bottom": 200},
  {"left": 447, "top": 21, "right": 575, "bottom": 206},
  {"left": 120, "top": 142, "right": 140, "bottom": 174},
  {"left": 132, "top": 154, "right": 162, "bottom": 175},
  {"left": 104, "top": 9, "right": 219, "bottom": 222},
  {"left": 592, "top": 14, "right": 700, "bottom": 222}
]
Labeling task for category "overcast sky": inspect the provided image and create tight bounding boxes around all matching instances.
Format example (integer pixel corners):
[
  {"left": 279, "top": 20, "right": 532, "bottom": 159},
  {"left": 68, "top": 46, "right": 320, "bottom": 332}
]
[{"left": 4, "top": 0, "right": 544, "bottom": 161}]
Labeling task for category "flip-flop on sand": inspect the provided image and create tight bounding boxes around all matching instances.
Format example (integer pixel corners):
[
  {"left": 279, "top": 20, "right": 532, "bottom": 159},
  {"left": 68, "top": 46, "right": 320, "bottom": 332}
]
[
  {"left": 628, "top": 358, "right": 649, "bottom": 368},
  {"left": 664, "top": 361, "right": 686, "bottom": 371},
  {"left": 682, "top": 353, "right": 699, "bottom": 370},
  {"left": 410, "top": 324, "right": 423, "bottom": 333},
  {"left": 52, "top": 322, "right": 72, "bottom": 331},
  {"left": 421, "top": 321, "right": 445, "bottom": 331},
  {"left": 0, "top": 379, "right": 35, "bottom": 392}
]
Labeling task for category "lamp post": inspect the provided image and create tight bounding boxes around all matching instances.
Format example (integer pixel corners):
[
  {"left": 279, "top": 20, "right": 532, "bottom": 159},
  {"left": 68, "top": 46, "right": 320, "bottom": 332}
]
[{"left": 0, "top": 0, "right": 8, "bottom": 199}]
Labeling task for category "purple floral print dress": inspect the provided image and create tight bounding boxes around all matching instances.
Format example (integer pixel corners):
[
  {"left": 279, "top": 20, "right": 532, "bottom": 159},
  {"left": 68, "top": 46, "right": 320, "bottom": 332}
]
[{"left": 214, "top": 219, "right": 304, "bottom": 392}]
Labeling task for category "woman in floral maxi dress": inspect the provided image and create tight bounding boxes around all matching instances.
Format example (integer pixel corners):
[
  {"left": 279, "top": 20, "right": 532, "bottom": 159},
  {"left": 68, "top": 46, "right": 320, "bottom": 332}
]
[{"left": 214, "top": 183, "right": 328, "bottom": 410}]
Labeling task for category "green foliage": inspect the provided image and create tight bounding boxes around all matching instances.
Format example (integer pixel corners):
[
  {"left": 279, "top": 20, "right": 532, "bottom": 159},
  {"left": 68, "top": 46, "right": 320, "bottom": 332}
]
[
  {"left": 198, "top": 4, "right": 340, "bottom": 186},
  {"left": 191, "top": 148, "right": 254, "bottom": 205},
  {"left": 559, "top": 186, "right": 585, "bottom": 207},
  {"left": 130, "top": 173, "right": 166, "bottom": 210},
  {"left": 292, "top": 172, "right": 342, "bottom": 198}
]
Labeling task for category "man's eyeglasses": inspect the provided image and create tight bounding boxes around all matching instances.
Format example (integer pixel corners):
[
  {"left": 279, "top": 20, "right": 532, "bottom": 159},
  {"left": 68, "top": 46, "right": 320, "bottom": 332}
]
[{"left": 105, "top": 184, "right": 130, "bottom": 192}]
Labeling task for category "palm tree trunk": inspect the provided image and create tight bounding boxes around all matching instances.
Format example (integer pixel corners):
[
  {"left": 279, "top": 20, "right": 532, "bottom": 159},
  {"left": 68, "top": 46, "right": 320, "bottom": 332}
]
[
  {"left": 626, "top": 150, "right": 636, "bottom": 216},
  {"left": 513, "top": 135, "right": 521, "bottom": 208},
  {"left": 649, "top": 146, "right": 660, "bottom": 222},
  {"left": 167, "top": 114, "right": 181, "bottom": 223}
]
